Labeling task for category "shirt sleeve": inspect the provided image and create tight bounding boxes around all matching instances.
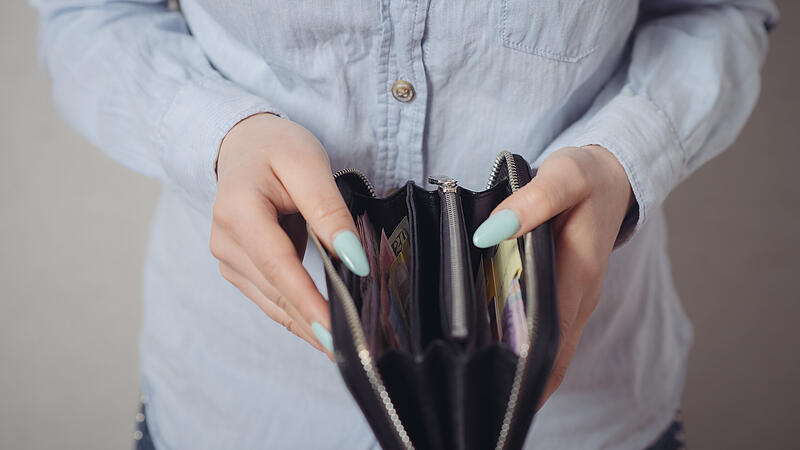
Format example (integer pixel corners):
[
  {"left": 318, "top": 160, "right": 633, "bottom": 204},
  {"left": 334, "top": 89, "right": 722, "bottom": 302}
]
[
  {"left": 30, "top": 0, "right": 285, "bottom": 211},
  {"left": 534, "top": 0, "right": 779, "bottom": 245}
]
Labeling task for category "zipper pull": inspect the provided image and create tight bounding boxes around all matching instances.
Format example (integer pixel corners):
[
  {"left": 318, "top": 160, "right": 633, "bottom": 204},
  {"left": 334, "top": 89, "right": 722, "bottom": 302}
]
[
  {"left": 428, "top": 174, "right": 469, "bottom": 339},
  {"left": 428, "top": 175, "right": 459, "bottom": 193}
]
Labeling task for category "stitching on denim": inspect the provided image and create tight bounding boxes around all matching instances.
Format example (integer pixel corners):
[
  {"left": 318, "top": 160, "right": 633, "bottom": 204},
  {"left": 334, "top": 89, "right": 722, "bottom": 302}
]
[
  {"left": 498, "top": 0, "right": 597, "bottom": 64},
  {"left": 409, "top": 0, "right": 426, "bottom": 181},
  {"left": 417, "top": 1, "right": 432, "bottom": 180},
  {"left": 377, "top": 0, "right": 392, "bottom": 193},
  {"left": 503, "top": 40, "right": 597, "bottom": 63}
]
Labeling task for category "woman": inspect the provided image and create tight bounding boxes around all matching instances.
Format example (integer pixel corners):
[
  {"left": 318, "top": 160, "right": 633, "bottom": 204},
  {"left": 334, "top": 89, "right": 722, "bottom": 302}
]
[{"left": 31, "top": 0, "right": 777, "bottom": 448}]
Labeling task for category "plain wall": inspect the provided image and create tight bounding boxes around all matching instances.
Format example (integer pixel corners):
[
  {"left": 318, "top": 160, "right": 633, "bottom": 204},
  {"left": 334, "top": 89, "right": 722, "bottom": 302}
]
[{"left": 1, "top": 1, "right": 797, "bottom": 449}]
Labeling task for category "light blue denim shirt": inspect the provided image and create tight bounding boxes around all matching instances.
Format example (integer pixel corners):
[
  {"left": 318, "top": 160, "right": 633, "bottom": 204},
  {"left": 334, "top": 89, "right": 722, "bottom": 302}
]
[{"left": 32, "top": 0, "right": 777, "bottom": 448}]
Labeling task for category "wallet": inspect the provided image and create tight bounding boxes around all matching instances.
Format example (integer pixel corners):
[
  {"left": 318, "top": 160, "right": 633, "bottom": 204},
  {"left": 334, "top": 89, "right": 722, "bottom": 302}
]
[{"left": 309, "top": 152, "right": 559, "bottom": 450}]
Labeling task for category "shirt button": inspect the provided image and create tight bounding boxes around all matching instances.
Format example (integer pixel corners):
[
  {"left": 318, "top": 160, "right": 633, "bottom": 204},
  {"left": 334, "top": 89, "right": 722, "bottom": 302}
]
[{"left": 391, "top": 80, "right": 415, "bottom": 103}]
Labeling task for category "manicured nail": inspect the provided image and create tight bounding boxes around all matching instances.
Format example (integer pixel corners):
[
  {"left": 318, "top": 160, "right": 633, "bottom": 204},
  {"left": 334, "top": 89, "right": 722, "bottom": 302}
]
[
  {"left": 333, "top": 230, "right": 370, "bottom": 276},
  {"left": 473, "top": 209, "right": 520, "bottom": 248},
  {"left": 311, "top": 322, "right": 333, "bottom": 352}
]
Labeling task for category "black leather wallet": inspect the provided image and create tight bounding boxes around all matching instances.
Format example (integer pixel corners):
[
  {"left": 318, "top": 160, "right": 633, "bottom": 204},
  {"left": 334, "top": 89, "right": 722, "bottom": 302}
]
[{"left": 310, "top": 152, "right": 559, "bottom": 450}]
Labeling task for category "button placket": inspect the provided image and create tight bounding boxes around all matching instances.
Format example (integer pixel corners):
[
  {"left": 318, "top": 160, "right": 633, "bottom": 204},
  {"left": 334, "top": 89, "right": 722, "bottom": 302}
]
[{"left": 374, "top": 0, "right": 430, "bottom": 194}]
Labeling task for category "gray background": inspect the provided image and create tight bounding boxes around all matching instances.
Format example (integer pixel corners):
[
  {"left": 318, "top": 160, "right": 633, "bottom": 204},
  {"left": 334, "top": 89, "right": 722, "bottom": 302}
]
[{"left": 1, "top": 1, "right": 797, "bottom": 449}]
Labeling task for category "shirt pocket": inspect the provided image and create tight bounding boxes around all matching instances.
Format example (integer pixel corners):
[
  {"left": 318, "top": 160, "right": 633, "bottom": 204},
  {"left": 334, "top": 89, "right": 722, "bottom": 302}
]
[{"left": 498, "top": 0, "right": 625, "bottom": 63}]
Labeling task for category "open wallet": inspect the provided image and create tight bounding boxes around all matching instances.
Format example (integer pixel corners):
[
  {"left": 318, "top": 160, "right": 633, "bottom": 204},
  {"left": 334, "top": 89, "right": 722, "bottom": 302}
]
[{"left": 308, "top": 152, "right": 560, "bottom": 450}]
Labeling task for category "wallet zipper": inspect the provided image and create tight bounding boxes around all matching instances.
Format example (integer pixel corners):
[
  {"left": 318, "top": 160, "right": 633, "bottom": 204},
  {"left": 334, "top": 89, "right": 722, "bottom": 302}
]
[
  {"left": 427, "top": 175, "right": 469, "bottom": 339},
  {"left": 319, "top": 169, "right": 413, "bottom": 450},
  {"left": 489, "top": 151, "right": 539, "bottom": 450},
  {"left": 326, "top": 155, "right": 537, "bottom": 450},
  {"left": 332, "top": 168, "right": 377, "bottom": 197}
]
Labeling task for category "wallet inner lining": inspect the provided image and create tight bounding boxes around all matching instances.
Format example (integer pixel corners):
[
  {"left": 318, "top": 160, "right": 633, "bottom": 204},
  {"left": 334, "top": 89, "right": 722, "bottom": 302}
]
[
  {"left": 460, "top": 182, "right": 530, "bottom": 355},
  {"left": 340, "top": 180, "right": 529, "bottom": 359}
]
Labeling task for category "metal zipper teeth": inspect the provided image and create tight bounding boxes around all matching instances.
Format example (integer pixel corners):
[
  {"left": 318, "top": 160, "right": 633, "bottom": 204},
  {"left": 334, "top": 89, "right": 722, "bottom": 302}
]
[
  {"left": 443, "top": 187, "right": 468, "bottom": 338},
  {"left": 486, "top": 150, "right": 519, "bottom": 190},
  {"left": 428, "top": 176, "right": 469, "bottom": 338},
  {"left": 333, "top": 167, "right": 377, "bottom": 197},
  {"left": 320, "top": 171, "right": 413, "bottom": 450},
  {"left": 489, "top": 151, "right": 538, "bottom": 450}
]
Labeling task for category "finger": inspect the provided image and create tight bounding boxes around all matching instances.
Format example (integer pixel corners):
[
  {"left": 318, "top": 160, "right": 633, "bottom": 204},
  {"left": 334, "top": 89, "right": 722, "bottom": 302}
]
[
  {"left": 538, "top": 315, "right": 586, "bottom": 408},
  {"left": 539, "top": 283, "right": 598, "bottom": 408},
  {"left": 539, "top": 206, "right": 605, "bottom": 407},
  {"left": 218, "top": 261, "right": 330, "bottom": 355},
  {"left": 212, "top": 223, "right": 332, "bottom": 350},
  {"left": 212, "top": 228, "right": 327, "bottom": 351},
  {"left": 270, "top": 150, "right": 369, "bottom": 277},
  {"left": 222, "top": 193, "right": 334, "bottom": 336},
  {"left": 472, "top": 155, "right": 590, "bottom": 248}
]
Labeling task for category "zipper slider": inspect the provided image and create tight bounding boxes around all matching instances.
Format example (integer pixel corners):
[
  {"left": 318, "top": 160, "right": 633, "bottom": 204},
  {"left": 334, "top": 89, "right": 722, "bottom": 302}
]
[
  {"left": 428, "top": 174, "right": 469, "bottom": 339},
  {"left": 428, "top": 175, "right": 459, "bottom": 193}
]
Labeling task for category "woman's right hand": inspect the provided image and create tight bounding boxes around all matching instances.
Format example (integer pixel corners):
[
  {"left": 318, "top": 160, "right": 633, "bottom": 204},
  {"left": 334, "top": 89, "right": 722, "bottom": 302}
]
[{"left": 210, "top": 113, "right": 369, "bottom": 356}]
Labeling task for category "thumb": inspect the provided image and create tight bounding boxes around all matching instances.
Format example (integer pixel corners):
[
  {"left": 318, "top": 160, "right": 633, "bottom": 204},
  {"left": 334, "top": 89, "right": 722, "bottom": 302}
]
[
  {"left": 273, "top": 152, "right": 370, "bottom": 277},
  {"left": 473, "top": 159, "right": 587, "bottom": 248}
]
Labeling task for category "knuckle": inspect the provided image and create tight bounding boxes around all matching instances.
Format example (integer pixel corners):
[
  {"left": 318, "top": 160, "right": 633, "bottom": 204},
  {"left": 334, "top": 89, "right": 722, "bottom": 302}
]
[
  {"left": 558, "top": 317, "right": 572, "bottom": 345},
  {"left": 212, "top": 198, "right": 238, "bottom": 231},
  {"left": 213, "top": 189, "right": 257, "bottom": 234},
  {"left": 257, "top": 257, "right": 283, "bottom": 284},
  {"left": 308, "top": 201, "right": 350, "bottom": 227},
  {"left": 274, "top": 293, "right": 290, "bottom": 311},
  {"left": 549, "top": 364, "right": 568, "bottom": 389},
  {"left": 522, "top": 181, "right": 559, "bottom": 220},
  {"left": 218, "top": 262, "right": 234, "bottom": 282},
  {"left": 559, "top": 153, "right": 592, "bottom": 195},
  {"left": 209, "top": 229, "right": 224, "bottom": 259},
  {"left": 283, "top": 318, "right": 296, "bottom": 335},
  {"left": 539, "top": 185, "right": 561, "bottom": 219}
]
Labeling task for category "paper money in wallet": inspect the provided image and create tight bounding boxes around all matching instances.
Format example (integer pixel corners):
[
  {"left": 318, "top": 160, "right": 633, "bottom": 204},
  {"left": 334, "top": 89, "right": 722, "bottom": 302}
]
[
  {"left": 485, "top": 257, "right": 501, "bottom": 341},
  {"left": 387, "top": 217, "right": 411, "bottom": 325},
  {"left": 501, "top": 277, "right": 528, "bottom": 355},
  {"left": 379, "top": 230, "right": 401, "bottom": 349},
  {"left": 357, "top": 213, "right": 383, "bottom": 354}
]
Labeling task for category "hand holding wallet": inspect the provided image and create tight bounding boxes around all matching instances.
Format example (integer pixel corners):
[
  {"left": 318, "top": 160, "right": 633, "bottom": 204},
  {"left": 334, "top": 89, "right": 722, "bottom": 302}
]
[{"left": 309, "top": 152, "right": 559, "bottom": 450}]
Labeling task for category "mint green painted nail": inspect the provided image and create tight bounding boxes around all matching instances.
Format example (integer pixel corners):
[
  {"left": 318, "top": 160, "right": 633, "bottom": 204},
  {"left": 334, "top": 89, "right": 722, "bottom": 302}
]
[
  {"left": 333, "top": 230, "right": 370, "bottom": 276},
  {"left": 311, "top": 322, "right": 333, "bottom": 352},
  {"left": 473, "top": 209, "right": 520, "bottom": 248}
]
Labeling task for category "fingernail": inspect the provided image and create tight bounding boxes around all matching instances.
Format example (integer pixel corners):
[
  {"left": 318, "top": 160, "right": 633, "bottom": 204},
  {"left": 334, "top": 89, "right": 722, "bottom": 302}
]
[
  {"left": 473, "top": 209, "right": 520, "bottom": 248},
  {"left": 333, "top": 230, "right": 370, "bottom": 276},
  {"left": 311, "top": 322, "right": 333, "bottom": 352}
]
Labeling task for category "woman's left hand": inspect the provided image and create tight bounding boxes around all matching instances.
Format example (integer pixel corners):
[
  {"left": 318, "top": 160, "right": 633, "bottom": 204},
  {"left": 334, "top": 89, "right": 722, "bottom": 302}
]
[{"left": 472, "top": 145, "right": 633, "bottom": 406}]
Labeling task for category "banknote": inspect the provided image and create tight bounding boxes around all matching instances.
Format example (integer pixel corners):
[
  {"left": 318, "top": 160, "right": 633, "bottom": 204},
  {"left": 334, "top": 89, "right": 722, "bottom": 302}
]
[
  {"left": 354, "top": 213, "right": 412, "bottom": 353},
  {"left": 356, "top": 213, "right": 383, "bottom": 354},
  {"left": 484, "top": 257, "right": 501, "bottom": 341},
  {"left": 388, "top": 216, "right": 409, "bottom": 257},
  {"left": 387, "top": 216, "right": 411, "bottom": 327},
  {"left": 501, "top": 277, "right": 528, "bottom": 355},
  {"left": 389, "top": 252, "right": 410, "bottom": 326},
  {"left": 388, "top": 286, "right": 409, "bottom": 351},
  {"left": 482, "top": 239, "right": 525, "bottom": 349},
  {"left": 492, "top": 239, "right": 522, "bottom": 308},
  {"left": 380, "top": 218, "right": 412, "bottom": 351},
  {"left": 379, "top": 231, "right": 400, "bottom": 349}
]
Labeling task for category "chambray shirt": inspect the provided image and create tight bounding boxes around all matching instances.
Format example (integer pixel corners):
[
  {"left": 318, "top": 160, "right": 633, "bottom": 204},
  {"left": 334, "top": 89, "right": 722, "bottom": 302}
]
[{"left": 32, "top": 0, "right": 777, "bottom": 448}]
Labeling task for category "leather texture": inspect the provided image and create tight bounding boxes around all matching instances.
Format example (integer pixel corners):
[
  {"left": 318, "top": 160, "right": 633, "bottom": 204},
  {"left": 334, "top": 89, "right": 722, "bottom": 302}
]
[{"left": 319, "top": 154, "right": 559, "bottom": 450}]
